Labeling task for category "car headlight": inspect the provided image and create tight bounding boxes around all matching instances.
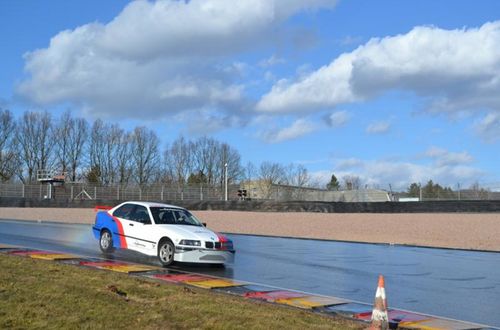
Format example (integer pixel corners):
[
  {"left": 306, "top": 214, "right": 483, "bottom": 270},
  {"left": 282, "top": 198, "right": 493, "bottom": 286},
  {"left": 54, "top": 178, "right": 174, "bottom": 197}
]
[{"left": 179, "top": 240, "right": 201, "bottom": 246}]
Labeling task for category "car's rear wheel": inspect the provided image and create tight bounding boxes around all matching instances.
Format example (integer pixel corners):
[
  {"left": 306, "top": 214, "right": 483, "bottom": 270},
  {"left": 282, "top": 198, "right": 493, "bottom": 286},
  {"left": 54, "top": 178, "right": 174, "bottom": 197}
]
[
  {"left": 99, "top": 229, "right": 114, "bottom": 253},
  {"left": 158, "top": 239, "right": 175, "bottom": 267}
]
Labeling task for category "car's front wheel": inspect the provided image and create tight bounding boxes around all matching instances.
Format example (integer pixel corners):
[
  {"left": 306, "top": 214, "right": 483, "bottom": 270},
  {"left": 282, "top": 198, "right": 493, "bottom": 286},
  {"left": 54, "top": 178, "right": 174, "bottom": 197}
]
[
  {"left": 158, "top": 239, "right": 175, "bottom": 267},
  {"left": 99, "top": 229, "right": 114, "bottom": 254}
]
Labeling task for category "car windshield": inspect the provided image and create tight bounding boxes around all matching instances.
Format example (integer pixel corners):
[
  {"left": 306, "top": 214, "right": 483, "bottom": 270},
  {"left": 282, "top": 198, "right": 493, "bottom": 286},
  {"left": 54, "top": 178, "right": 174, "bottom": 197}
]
[{"left": 150, "top": 207, "right": 203, "bottom": 226}]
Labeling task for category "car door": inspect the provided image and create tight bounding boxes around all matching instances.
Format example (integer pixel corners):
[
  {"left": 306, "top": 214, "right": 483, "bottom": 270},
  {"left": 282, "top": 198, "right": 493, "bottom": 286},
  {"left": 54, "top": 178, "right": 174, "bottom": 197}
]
[
  {"left": 127, "top": 205, "right": 156, "bottom": 254},
  {"left": 111, "top": 203, "right": 137, "bottom": 249}
]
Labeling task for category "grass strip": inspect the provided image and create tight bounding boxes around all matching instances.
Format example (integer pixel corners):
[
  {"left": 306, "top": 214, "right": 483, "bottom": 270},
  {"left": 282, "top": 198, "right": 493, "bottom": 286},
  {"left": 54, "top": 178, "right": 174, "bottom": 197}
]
[{"left": 0, "top": 254, "right": 362, "bottom": 329}]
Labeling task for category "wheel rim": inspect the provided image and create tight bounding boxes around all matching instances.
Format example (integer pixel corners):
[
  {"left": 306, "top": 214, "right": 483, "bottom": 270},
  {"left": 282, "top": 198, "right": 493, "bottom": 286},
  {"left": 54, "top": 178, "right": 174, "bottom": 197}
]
[
  {"left": 101, "top": 232, "right": 111, "bottom": 249},
  {"left": 159, "top": 243, "right": 174, "bottom": 263}
]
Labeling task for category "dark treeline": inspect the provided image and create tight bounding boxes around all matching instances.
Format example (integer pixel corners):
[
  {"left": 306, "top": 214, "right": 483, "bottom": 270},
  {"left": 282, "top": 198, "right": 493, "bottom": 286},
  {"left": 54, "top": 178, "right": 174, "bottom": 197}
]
[
  {"left": 406, "top": 180, "right": 490, "bottom": 199},
  {"left": 0, "top": 109, "right": 313, "bottom": 188}
]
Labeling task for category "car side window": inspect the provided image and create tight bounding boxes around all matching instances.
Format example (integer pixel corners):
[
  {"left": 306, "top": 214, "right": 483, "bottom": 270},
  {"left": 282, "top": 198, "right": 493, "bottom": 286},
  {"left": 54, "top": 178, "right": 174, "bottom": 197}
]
[
  {"left": 113, "top": 204, "right": 135, "bottom": 220},
  {"left": 129, "top": 205, "right": 151, "bottom": 224}
]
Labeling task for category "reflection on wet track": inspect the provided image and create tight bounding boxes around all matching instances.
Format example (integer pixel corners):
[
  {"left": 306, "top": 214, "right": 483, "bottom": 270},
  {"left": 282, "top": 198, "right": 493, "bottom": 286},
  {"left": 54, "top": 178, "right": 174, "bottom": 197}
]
[{"left": 0, "top": 219, "right": 499, "bottom": 327}]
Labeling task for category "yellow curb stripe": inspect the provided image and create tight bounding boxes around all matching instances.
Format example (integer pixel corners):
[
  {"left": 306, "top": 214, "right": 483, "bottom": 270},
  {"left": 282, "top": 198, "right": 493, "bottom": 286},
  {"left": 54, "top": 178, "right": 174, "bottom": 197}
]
[
  {"left": 275, "top": 296, "right": 348, "bottom": 309},
  {"left": 185, "top": 279, "right": 245, "bottom": 289},
  {"left": 30, "top": 253, "right": 79, "bottom": 260}
]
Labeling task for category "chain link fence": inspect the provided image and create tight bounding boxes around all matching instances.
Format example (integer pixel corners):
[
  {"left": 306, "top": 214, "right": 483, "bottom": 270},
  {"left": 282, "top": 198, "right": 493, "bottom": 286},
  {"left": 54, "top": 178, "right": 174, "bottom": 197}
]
[
  {"left": 394, "top": 186, "right": 500, "bottom": 201},
  {"left": 0, "top": 182, "right": 499, "bottom": 202},
  {"left": 244, "top": 184, "right": 392, "bottom": 202},
  {"left": 0, "top": 183, "right": 240, "bottom": 202}
]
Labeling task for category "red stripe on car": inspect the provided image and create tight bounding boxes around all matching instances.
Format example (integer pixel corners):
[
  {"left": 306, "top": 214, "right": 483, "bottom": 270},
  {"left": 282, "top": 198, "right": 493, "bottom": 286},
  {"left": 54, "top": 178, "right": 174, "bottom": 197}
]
[{"left": 111, "top": 213, "right": 128, "bottom": 249}]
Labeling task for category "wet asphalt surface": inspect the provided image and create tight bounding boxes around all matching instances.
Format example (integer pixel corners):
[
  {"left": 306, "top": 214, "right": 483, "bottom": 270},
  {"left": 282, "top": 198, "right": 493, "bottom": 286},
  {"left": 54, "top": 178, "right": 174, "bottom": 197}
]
[{"left": 0, "top": 219, "right": 499, "bottom": 327}]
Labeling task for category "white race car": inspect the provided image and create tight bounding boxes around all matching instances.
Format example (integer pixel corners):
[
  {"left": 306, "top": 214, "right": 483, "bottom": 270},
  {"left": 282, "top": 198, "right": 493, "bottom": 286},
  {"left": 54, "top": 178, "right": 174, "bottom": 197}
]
[{"left": 92, "top": 201, "right": 234, "bottom": 266}]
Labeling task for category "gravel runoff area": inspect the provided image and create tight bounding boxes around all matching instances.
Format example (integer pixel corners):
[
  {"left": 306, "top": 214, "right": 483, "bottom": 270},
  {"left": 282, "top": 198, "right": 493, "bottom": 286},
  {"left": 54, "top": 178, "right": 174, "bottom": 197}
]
[{"left": 0, "top": 207, "right": 499, "bottom": 252}]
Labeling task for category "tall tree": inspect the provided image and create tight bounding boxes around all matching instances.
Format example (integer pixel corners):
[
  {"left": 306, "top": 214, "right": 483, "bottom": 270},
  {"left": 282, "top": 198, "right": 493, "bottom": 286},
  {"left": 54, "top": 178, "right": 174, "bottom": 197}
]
[
  {"left": 130, "top": 126, "right": 160, "bottom": 185},
  {"left": 285, "top": 164, "right": 310, "bottom": 187},
  {"left": 258, "top": 161, "right": 286, "bottom": 184},
  {"left": 67, "top": 117, "right": 88, "bottom": 182},
  {"left": 342, "top": 175, "right": 361, "bottom": 190},
  {"left": 89, "top": 120, "right": 129, "bottom": 184},
  {"left": 115, "top": 131, "right": 131, "bottom": 185},
  {"left": 326, "top": 174, "right": 340, "bottom": 191},
  {"left": 243, "top": 161, "right": 257, "bottom": 182},
  {"left": 16, "top": 111, "right": 53, "bottom": 183},
  {"left": 256, "top": 161, "right": 287, "bottom": 199},
  {"left": 191, "top": 136, "right": 218, "bottom": 185},
  {"left": 407, "top": 182, "right": 421, "bottom": 197},
  {"left": 89, "top": 119, "right": 105, "bottom": 183},
  {"left": 53, "top": 111, "right": 72, "bottom": 174},
  {"left": 164, "top": 136, "right": 192, "bottom": 185},
  {"left": 0, "top": 109, "right": 19, "bottom": 182},
  {"left": 215, "top": 142, "right": 243, "bottom": 187}
]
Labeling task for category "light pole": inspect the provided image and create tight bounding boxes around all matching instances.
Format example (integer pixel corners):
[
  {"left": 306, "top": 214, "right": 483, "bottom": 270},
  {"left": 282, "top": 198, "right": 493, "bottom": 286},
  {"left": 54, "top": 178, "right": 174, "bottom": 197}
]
[{"left": 224, "top": 163, "right": 228, "bottom": 201}]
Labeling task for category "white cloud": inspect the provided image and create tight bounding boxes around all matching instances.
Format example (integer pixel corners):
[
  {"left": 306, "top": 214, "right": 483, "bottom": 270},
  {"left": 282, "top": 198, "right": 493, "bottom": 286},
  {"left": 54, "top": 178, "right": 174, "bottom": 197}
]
[
  {"left": 257, "top": 21, "right": 500, "bottom": 114},
  {"left": 328, "top": 157, "right": 483, "bottom": 190},
  {"left": 325, "top": 110, "right": 350, "bottom": 127},
  {"left": 424, "top": 146, "right": 474, "bottom": 166},
  {"left": 259, "top": 54, "right": 286, "bottom": 67},
  {"left": 474, "top": 112, "right": 500, "bottom": 141},
  {"left": 310, "top": 146, "right": 482, "bottom": 190},
  {"left": 17, "top": 0, "right": 337, "bottom": 121},
  {"left": 336, "top": 158, "right": 363, "bottom": 170},
  {"left": 263, "top": 71, "right": 277, "bottom": 82},
  {"left": 259, "top": 118, "right": 316, "bottom": 143},
  {"left": 257, "top": 52, "right": 357, "bottom": 113},
  {"left": 174, "top": 109, "right": 244, "bottom": 135},
  {"left": 366, "top": 120, "right": 391, "bottom": 134}
]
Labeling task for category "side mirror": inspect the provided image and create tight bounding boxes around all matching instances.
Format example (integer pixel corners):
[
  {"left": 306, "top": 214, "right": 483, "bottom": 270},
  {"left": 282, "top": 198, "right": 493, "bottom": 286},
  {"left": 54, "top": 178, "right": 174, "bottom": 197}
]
[{"left": 202, "top": 222, "right": 207, "bottom": 227}]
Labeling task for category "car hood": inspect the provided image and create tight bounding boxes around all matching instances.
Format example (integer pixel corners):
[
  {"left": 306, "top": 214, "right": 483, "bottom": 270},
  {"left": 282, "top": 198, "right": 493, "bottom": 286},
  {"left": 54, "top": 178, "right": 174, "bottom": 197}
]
[{"left": 155, "top": 224, "right": 219, "bottom": 242}]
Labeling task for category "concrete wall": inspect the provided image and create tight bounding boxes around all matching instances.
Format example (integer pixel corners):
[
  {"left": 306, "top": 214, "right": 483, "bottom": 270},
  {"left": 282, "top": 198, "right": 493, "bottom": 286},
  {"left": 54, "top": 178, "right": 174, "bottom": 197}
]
[{"left": 1, "top": 197, "right": 500, "bottom": 213}]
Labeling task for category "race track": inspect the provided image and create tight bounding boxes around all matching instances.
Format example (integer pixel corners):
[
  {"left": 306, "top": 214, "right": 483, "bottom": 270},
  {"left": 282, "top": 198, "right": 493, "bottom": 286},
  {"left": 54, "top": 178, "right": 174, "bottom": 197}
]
[{"left": 0, "top": 219, "right": 499, "bottom": 327}]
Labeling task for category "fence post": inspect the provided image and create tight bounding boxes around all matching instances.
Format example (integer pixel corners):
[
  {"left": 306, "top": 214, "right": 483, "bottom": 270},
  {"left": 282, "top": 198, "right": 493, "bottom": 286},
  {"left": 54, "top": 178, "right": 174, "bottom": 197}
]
[
  {"left": 117, "top": 186, "right": 120, "bottom": 200},
  {"left": 22, "top": 184, "right": 25, "bottom": 198},
  {"left": 161, "top": 186, "right": 164, "bottom": 201},
  {"left": 200, "top": 184, "right": 203, "bottom": 201},
  {"left": 39, "top": 184, "right": 42, "bottom": 199},
  {"left": 94, "top": 186, "right": 97, "bottom": 200},
  {"left": 139, "top": 188, "right": 142, "bottom": 201},
  {"left": 70, "top": 185, "right": 74, "bottom": 200}
]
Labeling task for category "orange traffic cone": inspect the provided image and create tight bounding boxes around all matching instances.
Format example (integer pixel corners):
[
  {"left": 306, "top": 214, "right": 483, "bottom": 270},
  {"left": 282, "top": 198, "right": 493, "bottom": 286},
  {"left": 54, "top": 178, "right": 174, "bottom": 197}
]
[{"left": 367, "top": 275, "right": 389, "bottom": 330}]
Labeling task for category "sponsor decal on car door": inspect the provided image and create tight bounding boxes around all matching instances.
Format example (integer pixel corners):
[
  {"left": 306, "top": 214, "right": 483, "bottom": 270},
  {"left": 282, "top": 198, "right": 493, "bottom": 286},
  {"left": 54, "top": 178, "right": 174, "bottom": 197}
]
[
  {"left": 110, "top": 203, "right": 137, "bottom": 249},
  {"left": 127, "top": 205, "right": 156, "bottom": 253}
]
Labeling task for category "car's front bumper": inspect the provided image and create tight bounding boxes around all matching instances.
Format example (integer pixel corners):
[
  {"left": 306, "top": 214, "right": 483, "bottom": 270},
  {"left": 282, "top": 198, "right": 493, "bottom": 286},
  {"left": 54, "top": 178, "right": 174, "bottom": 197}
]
[{"left": 174, "top": 247, "right": 235, "bottom": 264}]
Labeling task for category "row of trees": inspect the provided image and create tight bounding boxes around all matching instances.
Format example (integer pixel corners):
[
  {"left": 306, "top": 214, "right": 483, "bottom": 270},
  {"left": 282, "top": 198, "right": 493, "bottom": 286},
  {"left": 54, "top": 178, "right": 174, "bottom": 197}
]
[
  {"left": 407, "top": 180, "right": 490, "bottom": 199},
  {"left": 0, "top": 109, "right": 246, "bottom": 186},
  {"left": 407, "top": 181, "right": 455, "bottom": 199},
  {"left": 0, "top": 109, "right": 317, "bottom": 189}
]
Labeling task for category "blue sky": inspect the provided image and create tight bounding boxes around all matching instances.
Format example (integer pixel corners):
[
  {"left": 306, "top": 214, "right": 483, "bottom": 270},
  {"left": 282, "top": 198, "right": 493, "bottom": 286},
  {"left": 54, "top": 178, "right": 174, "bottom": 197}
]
[{"left": 1, "top": 0, "right": 499, "bottom": 190}]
